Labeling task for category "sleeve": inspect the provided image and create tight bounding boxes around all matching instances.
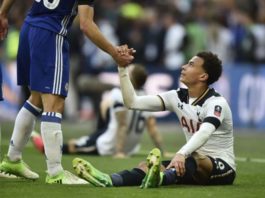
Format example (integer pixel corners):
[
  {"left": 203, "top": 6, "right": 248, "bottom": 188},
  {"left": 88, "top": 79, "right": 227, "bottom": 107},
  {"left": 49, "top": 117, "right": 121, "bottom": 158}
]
[
  {"left": 177, "top": 122, "right": 216, "bottom": 157},
  {"left": 158, "top": 90, "right": 180, "bottom": 112},
  {"left": 202, "top": 98, "right": 227, "bottom": 129},
  {"left": 118, "top": 67, "right": 164, "bottom": 112},
  {"left": 78, "top": 0, "right": 95, "bottom": 6}
]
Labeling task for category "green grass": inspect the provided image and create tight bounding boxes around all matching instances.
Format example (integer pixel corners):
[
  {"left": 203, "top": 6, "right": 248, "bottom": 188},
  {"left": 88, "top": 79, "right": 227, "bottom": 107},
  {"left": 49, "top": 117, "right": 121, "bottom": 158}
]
[{"left": 1, "top": 121, "right": 265, "bottom": 198}]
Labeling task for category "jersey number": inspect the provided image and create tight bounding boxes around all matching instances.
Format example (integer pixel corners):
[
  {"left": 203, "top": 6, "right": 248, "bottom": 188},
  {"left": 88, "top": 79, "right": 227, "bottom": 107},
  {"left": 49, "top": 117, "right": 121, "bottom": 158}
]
[
  {"left": 128, "top": 111, "right": 146, "bottom": 134},
  {"left": 181, "top": 116, "right": 201, "bottom": 133},
  {"left": 35, "top": 0, "right": 60, "bottom": 10}
]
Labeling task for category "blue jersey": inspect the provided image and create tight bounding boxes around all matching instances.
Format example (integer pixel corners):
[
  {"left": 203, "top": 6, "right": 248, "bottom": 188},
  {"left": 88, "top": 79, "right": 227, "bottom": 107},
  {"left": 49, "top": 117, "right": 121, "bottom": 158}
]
[{"left": 25, "top": 0, "right": 95, "bottom": 36}]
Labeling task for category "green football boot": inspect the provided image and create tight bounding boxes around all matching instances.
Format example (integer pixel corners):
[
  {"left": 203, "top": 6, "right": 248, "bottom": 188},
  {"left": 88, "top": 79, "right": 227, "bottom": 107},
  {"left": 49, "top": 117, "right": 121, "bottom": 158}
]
[
  {"left": 72, "top": 158, "right": 113, "bottom": 187},
  {"left": 0, "top": 155, "right": 39, "bottom": 180},
  {"left": 46, "top": 170, "right": 88, "bottom": 184},
  {"left": 140, "top": 148, "right": 163, "bottom": 188}
]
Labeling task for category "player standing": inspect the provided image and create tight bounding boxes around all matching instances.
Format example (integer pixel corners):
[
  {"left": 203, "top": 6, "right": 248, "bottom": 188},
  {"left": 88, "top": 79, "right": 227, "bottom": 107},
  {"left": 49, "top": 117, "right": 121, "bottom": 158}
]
[{"left": 0, "top": 0, "right": 134, "bottom": 184}]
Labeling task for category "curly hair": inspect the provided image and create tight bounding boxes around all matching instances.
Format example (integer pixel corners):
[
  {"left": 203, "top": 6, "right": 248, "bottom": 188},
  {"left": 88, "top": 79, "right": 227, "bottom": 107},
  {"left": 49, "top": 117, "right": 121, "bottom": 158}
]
[{"left": 196, "top": 51, "right": 223, "bottom": 85}]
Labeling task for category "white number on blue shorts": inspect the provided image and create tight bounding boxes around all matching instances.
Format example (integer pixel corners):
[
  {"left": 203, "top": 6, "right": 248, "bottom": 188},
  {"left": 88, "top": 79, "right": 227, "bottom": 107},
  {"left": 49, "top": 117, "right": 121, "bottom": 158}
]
[{"left": 35, "top": 0, "right": 60, "bottom": 10}]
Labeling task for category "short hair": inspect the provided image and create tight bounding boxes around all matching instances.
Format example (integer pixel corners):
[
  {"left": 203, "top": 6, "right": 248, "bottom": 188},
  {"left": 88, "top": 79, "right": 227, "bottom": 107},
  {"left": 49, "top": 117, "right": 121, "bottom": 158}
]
[
  {"left": 196, "top": 51, "right": 222, "bottom": 85},
  {"left": 130, "top": 64, "right": 148, "bottom": 89}
]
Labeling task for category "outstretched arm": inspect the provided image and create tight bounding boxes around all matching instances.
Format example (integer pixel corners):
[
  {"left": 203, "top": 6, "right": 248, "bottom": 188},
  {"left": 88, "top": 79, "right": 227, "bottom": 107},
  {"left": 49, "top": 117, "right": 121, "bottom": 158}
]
[
  {"left": 0, "top": 0, "right": 15, "bottom": 40},
  {"left": 78, "top": 5, "right": 134, "bottom": 67},
  {"left": 118, "top": 66, "right": 164, "bottom": 111}
]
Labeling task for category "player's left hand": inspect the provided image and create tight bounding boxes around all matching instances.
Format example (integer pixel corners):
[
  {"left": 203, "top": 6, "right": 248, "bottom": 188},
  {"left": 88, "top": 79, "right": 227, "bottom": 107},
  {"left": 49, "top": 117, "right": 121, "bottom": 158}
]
[{"left": 166, "top": 153, "right": 186, "bottom": 177}]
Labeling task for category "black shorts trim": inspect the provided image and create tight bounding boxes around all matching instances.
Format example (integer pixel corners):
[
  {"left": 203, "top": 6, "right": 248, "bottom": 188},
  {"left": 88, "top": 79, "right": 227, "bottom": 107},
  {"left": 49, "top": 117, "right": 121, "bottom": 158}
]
[{"left": 208, "top": 156, "right": 236, "bottom": 185}]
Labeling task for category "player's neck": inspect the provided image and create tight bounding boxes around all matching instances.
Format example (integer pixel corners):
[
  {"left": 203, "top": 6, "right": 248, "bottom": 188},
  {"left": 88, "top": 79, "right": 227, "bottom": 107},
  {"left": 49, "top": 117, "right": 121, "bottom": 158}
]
[{"left": 188, "top": 84, "right": 209, "bottom": 98}]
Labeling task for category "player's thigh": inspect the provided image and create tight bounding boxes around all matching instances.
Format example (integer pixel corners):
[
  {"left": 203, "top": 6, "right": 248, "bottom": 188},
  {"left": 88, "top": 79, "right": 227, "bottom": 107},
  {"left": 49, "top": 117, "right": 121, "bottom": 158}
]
[
  {"left": 41, "top": 93, "right": 65, "bottom": 113},
  {"left": 28, "top": 90, "right": 43, "bottom": 109},
  {"left": 28, "top": 26, "right": 70, "bottom": 97},
  {"left": 191, "top": 152, "right": 213, "bottom": 184}
]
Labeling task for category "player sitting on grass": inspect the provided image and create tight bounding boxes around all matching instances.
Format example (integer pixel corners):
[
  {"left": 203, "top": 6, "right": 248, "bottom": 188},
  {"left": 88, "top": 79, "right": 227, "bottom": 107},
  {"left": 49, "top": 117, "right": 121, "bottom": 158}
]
[{"left": 72, "top": 51, "right": 236, "bottom": 187}]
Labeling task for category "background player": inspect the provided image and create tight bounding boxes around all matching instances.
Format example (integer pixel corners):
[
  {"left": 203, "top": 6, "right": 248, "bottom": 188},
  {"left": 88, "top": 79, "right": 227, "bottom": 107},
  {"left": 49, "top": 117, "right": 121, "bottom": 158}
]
[
  {"left": 32, "top": 64, "right": 164, "bottom": 158},
  {"left": 73, "top": 51, "right": 236, "bottom": 187},
  {"left": 0, "top": 0, "right": 134, "bottom": 184}
]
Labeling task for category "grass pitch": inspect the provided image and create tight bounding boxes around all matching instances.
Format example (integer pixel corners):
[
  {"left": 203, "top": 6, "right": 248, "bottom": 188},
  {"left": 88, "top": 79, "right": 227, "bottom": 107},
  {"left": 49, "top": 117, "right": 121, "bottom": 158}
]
[{"left": 0, "top": 121, "right": 265, "bottom": 198}]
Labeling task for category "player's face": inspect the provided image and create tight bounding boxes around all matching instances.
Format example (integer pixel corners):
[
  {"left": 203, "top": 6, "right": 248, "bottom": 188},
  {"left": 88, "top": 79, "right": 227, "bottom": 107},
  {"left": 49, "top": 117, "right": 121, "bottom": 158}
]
[{"left": 180, "top": 56, "right": 207, "bottom": 86}]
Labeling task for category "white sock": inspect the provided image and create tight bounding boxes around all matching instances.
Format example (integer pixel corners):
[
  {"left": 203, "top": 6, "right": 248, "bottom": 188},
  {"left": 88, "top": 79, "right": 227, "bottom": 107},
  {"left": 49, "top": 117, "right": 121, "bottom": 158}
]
[
  {"left": 41, "top": 112, "right": 64, "bottom": 176},
  {"left": 8, "top": 100, "right": 42, "bottom": 161}
]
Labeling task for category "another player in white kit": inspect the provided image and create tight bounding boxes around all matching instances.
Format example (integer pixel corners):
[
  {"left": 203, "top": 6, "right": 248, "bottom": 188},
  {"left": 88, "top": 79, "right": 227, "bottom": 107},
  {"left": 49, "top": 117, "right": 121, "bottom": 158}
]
[{"left": 73, "top": 51, "right": 236, "bottom": 187}]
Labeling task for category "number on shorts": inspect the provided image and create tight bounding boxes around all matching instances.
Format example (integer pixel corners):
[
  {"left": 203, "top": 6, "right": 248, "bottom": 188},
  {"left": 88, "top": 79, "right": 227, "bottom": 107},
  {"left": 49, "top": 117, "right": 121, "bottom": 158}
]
[{"left": 35, "top": 0, "right": 60, "bottom": 10}]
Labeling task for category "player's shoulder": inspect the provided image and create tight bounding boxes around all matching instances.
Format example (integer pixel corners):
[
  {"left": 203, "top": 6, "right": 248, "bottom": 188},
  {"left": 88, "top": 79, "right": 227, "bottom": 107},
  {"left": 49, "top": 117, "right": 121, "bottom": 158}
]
[
  {"left": 110, "top": 87, "right": 123, "bottom": 102},
  {"left": 204, "top": 89, "right": 229, "bottom": 107}
]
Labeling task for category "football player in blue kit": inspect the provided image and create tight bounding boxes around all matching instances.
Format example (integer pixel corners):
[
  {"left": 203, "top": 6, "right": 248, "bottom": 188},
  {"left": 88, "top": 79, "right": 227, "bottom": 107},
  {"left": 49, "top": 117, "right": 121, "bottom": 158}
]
[{"left": 0, "top": 0, "right": 134, "bottom": 184}]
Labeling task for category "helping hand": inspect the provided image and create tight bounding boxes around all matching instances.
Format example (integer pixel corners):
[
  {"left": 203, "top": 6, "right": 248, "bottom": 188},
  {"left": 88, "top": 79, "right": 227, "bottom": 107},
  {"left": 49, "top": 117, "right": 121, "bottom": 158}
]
[{"left": 114, "top": 44, "right": 136, "bottom": 67}]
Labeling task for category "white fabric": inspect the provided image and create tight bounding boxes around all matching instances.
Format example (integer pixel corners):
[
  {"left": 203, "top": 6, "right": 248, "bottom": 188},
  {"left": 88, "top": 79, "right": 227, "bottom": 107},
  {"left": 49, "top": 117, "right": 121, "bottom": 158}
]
[
  {"left": 118, "top": 67, "right": 163, "bottom": 111},
  {"left": 96, "top": 88, "right": 152, "bottom": 156},
  {"left": 8, "top": 102, "right": 39, "bottom": 161},
  {"left": 41, "top": 119, "right": 63, "bottom": 176}
]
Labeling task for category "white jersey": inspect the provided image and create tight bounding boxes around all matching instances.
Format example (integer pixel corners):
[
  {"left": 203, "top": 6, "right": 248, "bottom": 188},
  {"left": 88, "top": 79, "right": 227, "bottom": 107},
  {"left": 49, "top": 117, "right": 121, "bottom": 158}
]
[
  {"left": 97, "top": 88, "right": 152, "bottom": 156},
  {"left": 159, "top": 88, "right": 236, "bottom": 170}
]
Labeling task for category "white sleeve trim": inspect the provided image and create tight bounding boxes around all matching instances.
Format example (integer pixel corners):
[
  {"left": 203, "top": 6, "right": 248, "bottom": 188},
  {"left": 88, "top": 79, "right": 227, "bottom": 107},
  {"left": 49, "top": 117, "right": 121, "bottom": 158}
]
[
  {"left": 118, "top": 67, "right": 163, "bottom": 111},
  {"left": 177, "top": 122, "right": 216, "bottom": 156}
]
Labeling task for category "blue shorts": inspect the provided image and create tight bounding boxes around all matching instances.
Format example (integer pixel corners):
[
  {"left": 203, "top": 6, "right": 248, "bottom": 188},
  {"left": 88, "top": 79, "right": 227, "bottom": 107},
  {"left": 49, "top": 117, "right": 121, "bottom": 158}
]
[{"left": 17, "top": 23, "right": 70, "bottom": 97}]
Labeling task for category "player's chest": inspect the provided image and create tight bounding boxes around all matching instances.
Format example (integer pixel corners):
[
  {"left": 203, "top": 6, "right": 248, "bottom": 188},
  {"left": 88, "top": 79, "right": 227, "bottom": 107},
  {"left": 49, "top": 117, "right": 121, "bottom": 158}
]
[{"left": 174, "top": 102, "right": 205, "bottom": 133}]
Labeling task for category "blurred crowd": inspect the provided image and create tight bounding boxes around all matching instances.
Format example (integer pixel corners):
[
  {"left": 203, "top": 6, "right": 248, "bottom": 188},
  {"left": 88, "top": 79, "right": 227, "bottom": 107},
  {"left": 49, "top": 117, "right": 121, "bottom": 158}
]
[
  {"left": 1, "top": 0, "right": 265, "bottom": 120},
  {"left": 1, "top": 0, "right": 265, "bottom": 68}
]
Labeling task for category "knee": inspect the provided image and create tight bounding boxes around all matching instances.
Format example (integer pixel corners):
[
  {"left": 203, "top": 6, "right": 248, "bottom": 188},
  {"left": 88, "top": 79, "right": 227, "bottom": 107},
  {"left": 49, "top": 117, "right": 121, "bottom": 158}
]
[
  {"left": 137, "top": 161, "right": 148, "bottom": 173},
  {"left": 42, "top": 94, "right": 65, "bottom": 113},
  {"left": 28, "top": 93, "right": 43, "bottom": 109}
]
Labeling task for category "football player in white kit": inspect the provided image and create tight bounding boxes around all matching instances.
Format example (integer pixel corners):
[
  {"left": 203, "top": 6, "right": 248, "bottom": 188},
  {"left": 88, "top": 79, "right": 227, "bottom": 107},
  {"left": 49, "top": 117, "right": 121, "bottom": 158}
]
[
  {"left": 32, "top": 64, "right": 164, "bottom": 158},
  {"left": 73, "top": 51, "right": 236, "bottom": 188}
]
